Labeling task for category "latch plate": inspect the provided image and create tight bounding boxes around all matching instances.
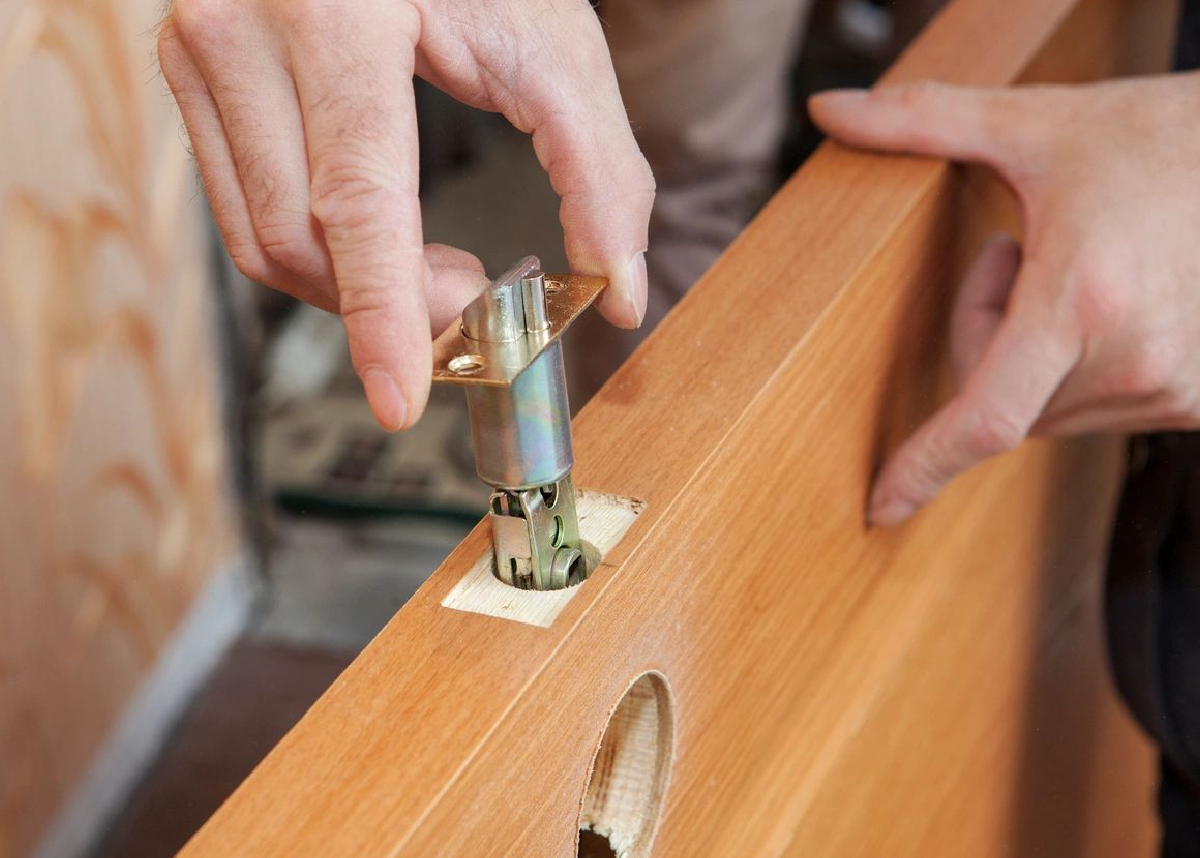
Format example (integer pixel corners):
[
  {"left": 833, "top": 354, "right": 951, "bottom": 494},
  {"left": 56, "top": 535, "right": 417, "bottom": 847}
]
[{"left": 431, "top": 267, "right": 606, "bottom": 388}]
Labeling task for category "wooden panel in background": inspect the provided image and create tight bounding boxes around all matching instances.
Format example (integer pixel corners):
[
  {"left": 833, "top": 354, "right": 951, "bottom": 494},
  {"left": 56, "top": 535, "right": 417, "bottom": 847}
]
[
  {"left": 178, "top": 0, "right": 1172, "bottom": 856},
  {"left": 0, "top": 2, "right": 238, "bottom": 856}
]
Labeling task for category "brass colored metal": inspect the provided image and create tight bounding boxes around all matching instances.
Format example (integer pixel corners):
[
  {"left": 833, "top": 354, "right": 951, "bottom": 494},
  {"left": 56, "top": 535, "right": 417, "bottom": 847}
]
[{"left": 432, "top": 263, "right": 606, "bottom": 388}]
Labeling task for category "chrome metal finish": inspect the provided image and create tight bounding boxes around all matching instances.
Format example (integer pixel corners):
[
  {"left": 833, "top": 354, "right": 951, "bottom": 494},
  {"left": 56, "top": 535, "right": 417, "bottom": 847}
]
[
  {"left": 461, "top": 256, "right": 533, "bottom": 343},
  {"left": 464, "top": 341, "right": 573, "bottom": 489},
  {"left": 432, "top": 255, "right": 601, "bottom": 591},
  {"left": 521, "top": 272, "right": 550, "bottom": 332}
]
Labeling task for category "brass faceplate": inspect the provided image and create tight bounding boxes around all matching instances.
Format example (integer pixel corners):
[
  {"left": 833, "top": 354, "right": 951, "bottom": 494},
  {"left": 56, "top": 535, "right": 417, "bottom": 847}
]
[{"left": 431, "top": 272, "right": 607, "bottom": 388}]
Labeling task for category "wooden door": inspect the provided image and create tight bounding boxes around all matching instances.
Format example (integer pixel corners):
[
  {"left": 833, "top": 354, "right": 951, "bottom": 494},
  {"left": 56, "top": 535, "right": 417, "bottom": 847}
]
[{"left": 177, "top": 0, "right": 1174, "bottom": 855}]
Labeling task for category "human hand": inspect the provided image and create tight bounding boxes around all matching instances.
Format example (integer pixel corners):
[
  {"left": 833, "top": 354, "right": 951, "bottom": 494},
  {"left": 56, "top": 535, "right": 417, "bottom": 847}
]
[
  {"left": 809, "top": 74, "right": 1200, "bottom": 526},
  {"left": 158, "top": 0, "right": 654, "bottom": 430}
]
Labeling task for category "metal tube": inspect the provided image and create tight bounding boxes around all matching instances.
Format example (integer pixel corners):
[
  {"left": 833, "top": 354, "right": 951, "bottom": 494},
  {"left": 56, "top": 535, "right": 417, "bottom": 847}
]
[{"left": 464, "top": 340, "right": 573, "bottom": 489}]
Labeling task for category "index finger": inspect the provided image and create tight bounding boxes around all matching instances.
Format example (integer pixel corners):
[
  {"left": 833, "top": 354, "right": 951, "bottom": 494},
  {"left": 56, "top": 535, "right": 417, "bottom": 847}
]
[{"left": 282, "top": 0, "right": 429, "bottom": 430}]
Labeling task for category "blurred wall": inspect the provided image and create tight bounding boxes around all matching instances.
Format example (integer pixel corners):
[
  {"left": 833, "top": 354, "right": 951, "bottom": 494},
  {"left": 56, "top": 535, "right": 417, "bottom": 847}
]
[{"left": 0, "top": 1, "right": 242, "bottom": 857}]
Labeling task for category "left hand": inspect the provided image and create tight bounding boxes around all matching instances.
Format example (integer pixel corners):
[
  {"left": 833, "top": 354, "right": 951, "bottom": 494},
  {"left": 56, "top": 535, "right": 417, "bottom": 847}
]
[{"left": 809, "top": 73, "right": 1200, "bottom": 526}]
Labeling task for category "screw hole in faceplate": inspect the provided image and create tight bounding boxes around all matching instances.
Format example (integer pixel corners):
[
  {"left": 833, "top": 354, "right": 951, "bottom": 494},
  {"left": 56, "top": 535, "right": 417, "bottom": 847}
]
[
  {"left": 577, "top": 672, "right": 674, "bottom": 858},
  {"left": 448, "top": 354, "right": 486, "bottom": 375},
  {"left": 545, "top": 279, "right": 563, "bottom": 294}
]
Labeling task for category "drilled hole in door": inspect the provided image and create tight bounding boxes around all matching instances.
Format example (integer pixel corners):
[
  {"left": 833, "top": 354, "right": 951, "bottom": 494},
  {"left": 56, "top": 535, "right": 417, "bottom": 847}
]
[
  {"left": 578, "top": 672, "right": 673, "bottom": 858},
  {"left": 577, "top": 830, "right": 618, "bottom": 858}
]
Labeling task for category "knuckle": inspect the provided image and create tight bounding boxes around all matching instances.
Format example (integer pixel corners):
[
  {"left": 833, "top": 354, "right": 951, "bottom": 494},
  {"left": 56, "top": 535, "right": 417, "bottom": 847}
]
[
  {"left": 169, "top": 0, "right": 239, "bottom": 53},
  {"left": 275, "top": 0, "right": 335, "bottom": 32},
  {"left": 1070, "top": 261, "right": 1132, "bottom": 337},
  {"left": 336, "top": 279, "right": 392, "bottom": 322},
  {"left": 277, "top": 0, "right": 418, "bottom": 41},
  {"left": 902, "top": 454, "right": 945, "bottom": 503},
  {"left": 1119, "top": 341, "right": 1179, "bottom": 395},
  {"left": 964, "top": 408, "right": 1026, "bottom": 459},
  {"left": 256, "top": 216, "right": 324, "bottom": 279},
  {"left": 889, "top": 80, "right": 946, "bottom": 111},
  {"left": 227, "top": 241, "right": 272, "bottom": 285},
  {"left": 310, "top": 162, "right": 407, "bottom": 238}
]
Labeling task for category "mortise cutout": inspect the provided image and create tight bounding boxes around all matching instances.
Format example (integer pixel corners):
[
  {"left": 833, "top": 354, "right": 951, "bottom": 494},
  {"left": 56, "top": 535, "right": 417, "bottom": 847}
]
[
  {"left": 578, "top": 673, "right": 674, "bottom": 858},
  {"left": 441, "top": 490, "right": 644, "bottom": 627}
]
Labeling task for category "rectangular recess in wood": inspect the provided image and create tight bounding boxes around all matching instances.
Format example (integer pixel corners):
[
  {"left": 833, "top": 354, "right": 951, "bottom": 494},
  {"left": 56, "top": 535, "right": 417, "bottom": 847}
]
[
  {"left": 442, "top": 490, "right": 645, "bottom": 627},
  {"left": 176, "top": 1, "right": 1175, "bottom": 856}
]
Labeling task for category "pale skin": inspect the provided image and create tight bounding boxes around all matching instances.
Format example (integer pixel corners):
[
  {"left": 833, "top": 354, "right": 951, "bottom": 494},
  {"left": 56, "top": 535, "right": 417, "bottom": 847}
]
[
  {"left": 157, "top": 2, "right": 1200, "bottom": 528},
  {"left": 157, "top": 0, "right": 654, "bottom": 432},
  {"left": 809, "top": 73, "right": 1200, "bottom": 525}
]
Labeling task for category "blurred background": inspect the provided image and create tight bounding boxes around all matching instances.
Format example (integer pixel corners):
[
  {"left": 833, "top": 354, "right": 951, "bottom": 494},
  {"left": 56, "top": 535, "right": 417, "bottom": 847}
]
[{"left": 0, "top": 2, "right": 937, "bottom": 857}]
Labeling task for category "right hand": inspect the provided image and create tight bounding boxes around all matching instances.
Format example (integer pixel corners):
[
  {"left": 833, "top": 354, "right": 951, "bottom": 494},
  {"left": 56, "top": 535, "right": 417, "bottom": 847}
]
[{"left": 158, "top": 0, "right": 655, "bottom": 430}]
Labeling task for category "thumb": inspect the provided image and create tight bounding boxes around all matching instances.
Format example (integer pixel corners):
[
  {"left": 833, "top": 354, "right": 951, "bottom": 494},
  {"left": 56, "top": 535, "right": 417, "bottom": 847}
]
[
  {"left": 808, "top": 82, "right": 1028, "bottom": 175},
  {"left": 422, "top": 243, "right": 490, "bottom": 337},
  {"left": 868, "top": 266, "right": 1077, "bottom": 526}
]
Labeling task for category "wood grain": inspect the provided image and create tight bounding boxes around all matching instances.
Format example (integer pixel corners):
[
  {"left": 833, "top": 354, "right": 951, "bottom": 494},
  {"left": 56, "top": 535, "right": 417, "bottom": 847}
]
[
  {"left": 178, "top": 0, "right": 1172, "bottom": 855},
  {"left": 0, "top": 1, "right": 237, "bottom": 855}
]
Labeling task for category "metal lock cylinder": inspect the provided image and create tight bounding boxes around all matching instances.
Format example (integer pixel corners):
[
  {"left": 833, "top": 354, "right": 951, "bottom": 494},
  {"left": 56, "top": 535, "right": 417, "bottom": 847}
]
[
  {"left": 460, "top": 261, "right": 574, "bottom": 490},
  {"left": 431, "top": 256, "right": 606, "bottom": 591}
]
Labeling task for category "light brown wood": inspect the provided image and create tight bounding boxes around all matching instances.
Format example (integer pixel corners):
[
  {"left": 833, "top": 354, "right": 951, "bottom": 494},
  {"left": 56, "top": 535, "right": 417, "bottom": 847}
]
[
  {"left": 178, "top": 0, "right": 1173, "bottom": 855},
  {"left": 0, "top": 1, "right": 238, "bottom": 854},
  {"left": 441, "top": 491, "right": 645, "bottom": 627}
]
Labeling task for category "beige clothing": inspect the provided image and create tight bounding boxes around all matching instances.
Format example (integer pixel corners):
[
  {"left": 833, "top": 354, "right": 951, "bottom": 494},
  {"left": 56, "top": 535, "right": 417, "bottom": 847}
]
[{"left": 571, "top": 0, "right": 815, "bottom": 401}]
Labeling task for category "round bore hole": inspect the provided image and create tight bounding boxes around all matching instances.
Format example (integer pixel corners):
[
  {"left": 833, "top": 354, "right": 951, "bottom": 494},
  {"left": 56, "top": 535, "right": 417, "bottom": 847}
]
[
  {"left": 545, "top": 280, "right": 564, "bottom": 294},
  {"left": 448, "top": 354, "right": 486, "bottom": 376},
  {"left": 578, "top": 672, "right": 674, "bottom": 858}
]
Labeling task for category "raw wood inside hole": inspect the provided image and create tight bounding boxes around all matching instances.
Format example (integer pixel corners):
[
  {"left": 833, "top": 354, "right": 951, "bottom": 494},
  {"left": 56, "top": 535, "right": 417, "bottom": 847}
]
[{"left": 578, "top": 673, "right": 674, "bottom": 858}]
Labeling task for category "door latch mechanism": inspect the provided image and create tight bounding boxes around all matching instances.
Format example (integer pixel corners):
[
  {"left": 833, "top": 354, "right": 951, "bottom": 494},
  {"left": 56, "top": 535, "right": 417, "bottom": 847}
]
[{"left": 432, "top": 256, "right": 605, "bottom": 590}]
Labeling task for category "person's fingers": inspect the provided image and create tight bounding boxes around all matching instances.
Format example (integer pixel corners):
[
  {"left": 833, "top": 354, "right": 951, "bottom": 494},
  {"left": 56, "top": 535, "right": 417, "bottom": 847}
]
[
  {"left": 178, "top": 14, "right": 337, "bottom": 293},
  {"left": 949, "top": 233, "right": 1021, "bottom": 385},
  {"left": 868, "top": 282, "right": 1079, "bottom": 526},
  {"left": 284, "top": 0, "right": 428, "bottom": 431},
  {"left": 808, "top": 81, "right": 1040, "bottom": 179},
  {"left": 503, "top": 4, "right": 655, "bottom": 328},
  {"left": 157, "top": 19, "right": 337, "bottom": 313},
  {"left": 424, "top": 244, "right": 489, "bottom": 337}
]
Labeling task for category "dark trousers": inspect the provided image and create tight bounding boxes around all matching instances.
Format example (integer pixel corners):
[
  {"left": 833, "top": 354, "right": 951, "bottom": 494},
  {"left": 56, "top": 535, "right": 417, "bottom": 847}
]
[{"left": 1107, "top": 433, "right": 1200, "bottom": 856}]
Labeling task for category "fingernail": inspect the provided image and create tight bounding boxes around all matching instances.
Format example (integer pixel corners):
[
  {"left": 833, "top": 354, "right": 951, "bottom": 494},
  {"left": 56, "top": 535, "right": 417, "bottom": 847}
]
[
  {"left": 869, "top": 495, "right": 917, "bottom": 528},
  {"left": 627, "top": 251, "right": 648, "bottom": 326},
  {"left": 811, "top": 88, "right": 869, "bottom": 107},
  {"left": 360, "top": 366, "right": 407, "bottom": 432}
]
